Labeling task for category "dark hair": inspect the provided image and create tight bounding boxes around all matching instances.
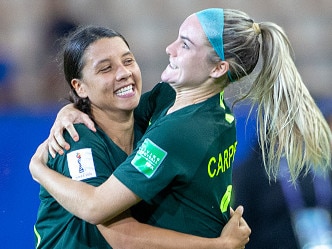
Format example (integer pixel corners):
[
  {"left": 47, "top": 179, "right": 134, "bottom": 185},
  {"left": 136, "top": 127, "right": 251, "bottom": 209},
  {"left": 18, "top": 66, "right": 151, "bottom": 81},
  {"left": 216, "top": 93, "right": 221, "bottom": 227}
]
[{"left": 60, "top": 25, "right": 130, "bottom": 117}]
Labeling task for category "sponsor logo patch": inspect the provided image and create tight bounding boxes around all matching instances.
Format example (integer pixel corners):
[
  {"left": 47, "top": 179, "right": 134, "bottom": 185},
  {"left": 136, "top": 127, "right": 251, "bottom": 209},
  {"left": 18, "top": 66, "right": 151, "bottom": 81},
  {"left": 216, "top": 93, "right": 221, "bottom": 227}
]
[
  {"left": 131, "top": 138, "right": 167, "bottom": 178},
  {"left": 67, "top": 148, "right": 96, "bottom": 181}
]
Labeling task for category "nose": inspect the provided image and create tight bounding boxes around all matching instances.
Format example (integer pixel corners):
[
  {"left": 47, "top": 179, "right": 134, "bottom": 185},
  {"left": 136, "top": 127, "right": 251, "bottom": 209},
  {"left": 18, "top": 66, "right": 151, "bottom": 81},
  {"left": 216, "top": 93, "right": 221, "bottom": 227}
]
[
  {"left": 165, "top": 40, "right": 176, "bottom": 56},
  {"left": 116, "top": 65, "right": 132, "bottom": 81}
]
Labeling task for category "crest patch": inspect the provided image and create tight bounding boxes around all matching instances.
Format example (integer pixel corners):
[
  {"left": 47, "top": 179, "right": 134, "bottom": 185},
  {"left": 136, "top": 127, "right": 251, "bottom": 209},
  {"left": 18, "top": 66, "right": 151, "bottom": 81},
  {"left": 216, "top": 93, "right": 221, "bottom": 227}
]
[
  {"left": 131, "top": 138, "right": 167, "bottom": 178},
  {"left": 67, "top": 148, "right": 96, "bottom": 181}
]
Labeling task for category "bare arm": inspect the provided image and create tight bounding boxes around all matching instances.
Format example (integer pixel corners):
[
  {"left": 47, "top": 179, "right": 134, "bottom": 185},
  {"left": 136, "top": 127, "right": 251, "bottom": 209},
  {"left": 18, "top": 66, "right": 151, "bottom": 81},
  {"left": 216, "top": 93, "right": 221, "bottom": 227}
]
[
  {"left": 30, "top": 140, "right": 141, "bottom": 224},
  {"left": 30, "top": 142, "right": 250, "bottom": 248},
  {"left": 99, "top": 207, "right": 250, "bottom": 249}
]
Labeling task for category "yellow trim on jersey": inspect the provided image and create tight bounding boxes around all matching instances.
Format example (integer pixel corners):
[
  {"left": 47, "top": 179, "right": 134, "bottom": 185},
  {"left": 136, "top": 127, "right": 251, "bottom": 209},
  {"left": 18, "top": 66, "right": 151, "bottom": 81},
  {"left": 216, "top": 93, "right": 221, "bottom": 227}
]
[
  {"left": 220, "top": 185, "right": 232, "bottom": 213},
  {"left": 219, "top": 91, "right": 225, "bottom": 109},
  {"left": 34, "top": 225, "right": 41, "bottom": 248},
  {"left": 220, "top": 91, "right": 234, "bottom": 123},
  {"left": 225, "top": 113, "right": 234, "bottom": 123}
]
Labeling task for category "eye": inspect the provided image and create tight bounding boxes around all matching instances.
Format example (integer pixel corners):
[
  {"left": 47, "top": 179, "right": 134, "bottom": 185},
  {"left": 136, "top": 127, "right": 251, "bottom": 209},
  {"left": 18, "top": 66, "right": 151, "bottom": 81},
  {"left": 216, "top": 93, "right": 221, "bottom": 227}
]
[
  {"left": 124, "top": 58, "right": 135, "bottom": 66},
  {"left": 99, "top": 65, "right": 112, "bottom": 73},
  {"left": 182, "top": 41, "right": 189, "bottom": 49}
]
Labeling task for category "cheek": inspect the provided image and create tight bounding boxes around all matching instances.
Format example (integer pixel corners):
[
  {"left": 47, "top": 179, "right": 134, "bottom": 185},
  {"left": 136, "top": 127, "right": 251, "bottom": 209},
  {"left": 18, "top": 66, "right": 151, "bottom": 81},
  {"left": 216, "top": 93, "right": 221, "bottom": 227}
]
[
  {"left": 184, "top": 60, "right": 206, "bottom": 77},
  {"left": 133, "top": 74, "right": 142, "bottom": 91},
  {"left": 185, "top": 61, "right": 212, "bottom": 83}
]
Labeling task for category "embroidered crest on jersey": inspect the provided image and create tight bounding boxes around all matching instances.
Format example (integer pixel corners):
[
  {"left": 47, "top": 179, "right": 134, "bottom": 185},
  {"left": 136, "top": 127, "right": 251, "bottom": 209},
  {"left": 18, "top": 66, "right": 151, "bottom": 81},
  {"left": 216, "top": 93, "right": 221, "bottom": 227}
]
[
  {"left": 67, "top": 148, "right": 96, "bottom": 181},
  {"left": 131, "top": 138, "right": 167, "bottom": 178}
]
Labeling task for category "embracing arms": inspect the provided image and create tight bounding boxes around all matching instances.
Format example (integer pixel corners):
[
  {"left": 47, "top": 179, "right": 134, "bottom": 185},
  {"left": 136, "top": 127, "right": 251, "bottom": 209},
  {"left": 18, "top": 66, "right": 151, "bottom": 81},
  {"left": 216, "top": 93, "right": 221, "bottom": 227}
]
[
  {"left": 30, "top": 139, "right": 250, "bottom": 249},
  {"left": 99, "top": 207, "right": 250, "bottom": 249},
  {"left": 30, "top": 104, "right": 250, "bottom": 249}
]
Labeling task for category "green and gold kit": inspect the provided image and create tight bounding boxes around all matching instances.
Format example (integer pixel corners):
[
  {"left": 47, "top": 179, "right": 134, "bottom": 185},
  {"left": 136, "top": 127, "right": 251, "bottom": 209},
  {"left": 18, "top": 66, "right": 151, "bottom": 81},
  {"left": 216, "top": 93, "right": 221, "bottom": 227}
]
[
  {"left": 34, "top": 124, "right": 142, "bottom": 248},
  {"left": 116, "top": 82, "right": 237, "bottom": 237}
]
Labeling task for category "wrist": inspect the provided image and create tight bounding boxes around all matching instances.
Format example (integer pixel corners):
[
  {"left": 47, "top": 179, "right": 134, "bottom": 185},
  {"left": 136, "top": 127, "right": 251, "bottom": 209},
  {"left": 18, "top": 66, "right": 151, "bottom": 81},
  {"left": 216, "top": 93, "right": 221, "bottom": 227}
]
[{"left": 209, "top": 237, "right": 229, "bottom": 249}]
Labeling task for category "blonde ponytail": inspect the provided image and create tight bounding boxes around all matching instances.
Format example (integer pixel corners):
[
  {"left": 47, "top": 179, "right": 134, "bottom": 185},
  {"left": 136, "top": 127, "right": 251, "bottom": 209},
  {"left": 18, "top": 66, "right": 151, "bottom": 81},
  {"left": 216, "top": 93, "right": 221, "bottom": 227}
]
[{"left": 223, "top": 9, "right": 332, "bottom": 183}]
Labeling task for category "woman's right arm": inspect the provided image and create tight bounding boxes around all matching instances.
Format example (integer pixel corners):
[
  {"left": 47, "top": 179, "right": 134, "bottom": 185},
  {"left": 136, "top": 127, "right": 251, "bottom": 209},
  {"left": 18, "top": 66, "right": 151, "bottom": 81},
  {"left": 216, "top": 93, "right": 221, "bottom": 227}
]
[
  {"left": 30, "top": 142, "right": 250, "bottom": 249},
  {"left": 47, "top": 104, "right": 96, "bottom": 157},
  {"left": 48, "top": 83, "right": 175, "bottom": 157},
  {"left": 32, "top": 139, "right": 250, "bottom": 249},
  {"left": 99, "top": 207, "right": 250, "bottom": 249}
]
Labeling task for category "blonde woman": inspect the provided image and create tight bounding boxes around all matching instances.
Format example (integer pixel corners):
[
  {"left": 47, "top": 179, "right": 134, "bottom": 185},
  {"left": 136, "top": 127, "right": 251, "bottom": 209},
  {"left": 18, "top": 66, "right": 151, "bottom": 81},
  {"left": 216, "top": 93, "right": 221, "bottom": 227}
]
[
  {"left": 33, "top": 25, "right": 249, "bottom": 249},
  {"left": 30, "top": 8, "right": 331, "bottom": 247}
]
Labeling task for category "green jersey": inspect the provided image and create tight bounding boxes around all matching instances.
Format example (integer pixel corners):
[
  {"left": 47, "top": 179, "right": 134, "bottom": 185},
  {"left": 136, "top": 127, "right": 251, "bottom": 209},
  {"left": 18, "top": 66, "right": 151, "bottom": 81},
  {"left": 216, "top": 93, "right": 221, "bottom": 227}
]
[
  {"left": 116, "top": 82, "right": 237, "bottom": 238},
  {"left": 34, "top": 124, "right": 142, "bottom": 248}
]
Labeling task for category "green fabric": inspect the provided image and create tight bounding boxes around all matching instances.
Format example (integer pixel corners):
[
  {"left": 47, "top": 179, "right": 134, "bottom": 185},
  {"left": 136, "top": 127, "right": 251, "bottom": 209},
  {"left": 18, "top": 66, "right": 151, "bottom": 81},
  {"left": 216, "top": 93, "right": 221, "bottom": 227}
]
[
  {"left": 34, "top": 124, "right": 131, "bottom": 248},
  {"left": 115, "top": 82, "right": 237, "bottom": 238}
]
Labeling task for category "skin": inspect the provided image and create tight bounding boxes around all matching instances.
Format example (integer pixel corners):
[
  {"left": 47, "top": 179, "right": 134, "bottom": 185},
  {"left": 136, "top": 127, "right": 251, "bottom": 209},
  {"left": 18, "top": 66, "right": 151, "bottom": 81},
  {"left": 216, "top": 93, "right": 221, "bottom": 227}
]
[
  {"left": 162, "top": 13, "right": 229, "bottom": 114},
  {"left": 30, "top": 15, "right": 251, "bottom": 249},
  {"left": 74, "top": 37, "right": 142, "bottom": 154},
  {"left": 73, "top": 37, "right": 141, "bottom": 155}
]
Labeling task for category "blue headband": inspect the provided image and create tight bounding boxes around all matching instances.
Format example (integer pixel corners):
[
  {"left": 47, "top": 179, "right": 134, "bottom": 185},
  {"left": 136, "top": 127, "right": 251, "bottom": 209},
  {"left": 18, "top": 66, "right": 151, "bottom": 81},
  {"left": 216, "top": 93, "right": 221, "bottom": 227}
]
[{"left": 196, "top": 8, "right": 234, "bottom": 82}]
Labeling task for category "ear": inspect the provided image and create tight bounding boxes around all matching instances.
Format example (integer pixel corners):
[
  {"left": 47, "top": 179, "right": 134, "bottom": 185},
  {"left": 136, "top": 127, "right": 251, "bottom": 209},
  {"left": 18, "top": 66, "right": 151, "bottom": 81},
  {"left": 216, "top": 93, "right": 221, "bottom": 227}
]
[
  {"left": 210, "top": 61, "right": 229, "bottom": 79},
  {"left": 71, "top": 79, "right": 88, "bottom": 98}
]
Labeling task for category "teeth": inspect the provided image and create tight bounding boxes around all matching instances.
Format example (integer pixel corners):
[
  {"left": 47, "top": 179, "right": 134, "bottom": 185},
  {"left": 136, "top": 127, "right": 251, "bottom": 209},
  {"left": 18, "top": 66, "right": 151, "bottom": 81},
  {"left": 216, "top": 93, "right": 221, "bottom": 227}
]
[
  {"left": 115, "top": 85, "right": 133, "bottom": 96},
  {"left": 169, "top": 63, "right": 177, "bottom": 69}
]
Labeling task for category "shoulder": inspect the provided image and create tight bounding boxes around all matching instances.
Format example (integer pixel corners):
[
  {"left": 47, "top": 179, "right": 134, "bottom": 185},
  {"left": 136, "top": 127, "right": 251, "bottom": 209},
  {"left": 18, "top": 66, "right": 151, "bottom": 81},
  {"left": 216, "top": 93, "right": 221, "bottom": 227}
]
[
  {"left": 61, "top": 123, "right": 109, "bottom": 153},
  {"left": 64, "top": 123, "right": 98, "bottom": 141},
  {"left": 143, "top": 82, "right": 175, "bottom": 102},
  {"left": 149, "top": 81, "right": 174, "bottom": 94}
]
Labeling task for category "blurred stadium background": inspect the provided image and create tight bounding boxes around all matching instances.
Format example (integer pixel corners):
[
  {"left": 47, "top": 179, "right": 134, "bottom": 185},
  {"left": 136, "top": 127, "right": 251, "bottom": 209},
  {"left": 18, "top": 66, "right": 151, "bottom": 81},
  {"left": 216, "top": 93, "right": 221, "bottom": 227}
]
[{"left": 0, "top": 1, "right": 331, "bottom": 248}]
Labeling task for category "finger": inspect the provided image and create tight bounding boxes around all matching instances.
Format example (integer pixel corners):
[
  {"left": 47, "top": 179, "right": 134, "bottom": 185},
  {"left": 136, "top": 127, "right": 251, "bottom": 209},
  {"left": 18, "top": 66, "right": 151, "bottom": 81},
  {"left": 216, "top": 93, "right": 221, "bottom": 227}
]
[
  {"left": 230, "top": 206, "right": 235, "bottom": 216},
  {"left": 81, "top": 113, "right": 96, "bottom": 132},
  {"left": 229, "top": 206, "right": 244, "bottom": 226},
  {"left": 49, "top": 143, "right": 57, "bottom": 158},
  {"left": 48, "top": 137, "right": 64, "bottom": 156},
  {"left": 54, "top": 129, "right": 71, "bottom": 150},
  {"left": 236, "top": 206, "right": 250, "bottom": 230},
  {"left": 233, "top": 205, "right": 244, "bottom": 217},
  {"left": 63, "top": 123, "right": 80, "bottom": 142}
]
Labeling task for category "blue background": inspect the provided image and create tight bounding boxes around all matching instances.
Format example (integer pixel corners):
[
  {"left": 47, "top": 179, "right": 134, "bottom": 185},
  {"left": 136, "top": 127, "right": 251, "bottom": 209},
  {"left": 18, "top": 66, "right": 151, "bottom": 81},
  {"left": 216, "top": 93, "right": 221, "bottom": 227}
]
[{"left": 0, "top": 108, "right": 57, "bottom": 249}]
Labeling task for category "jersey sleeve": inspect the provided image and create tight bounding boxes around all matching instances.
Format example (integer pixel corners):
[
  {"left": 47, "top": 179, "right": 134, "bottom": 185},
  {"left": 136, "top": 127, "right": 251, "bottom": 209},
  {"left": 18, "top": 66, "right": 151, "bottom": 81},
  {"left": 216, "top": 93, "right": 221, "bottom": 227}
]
[
  {"left": 114, "top": 91, "right": 237, "bottom": 204},
  {"left": 113, "top": 117, "right": 211, "bottom": 203},
  {"left": 47, "top": 124, "right": 115, "bottom": 187}
]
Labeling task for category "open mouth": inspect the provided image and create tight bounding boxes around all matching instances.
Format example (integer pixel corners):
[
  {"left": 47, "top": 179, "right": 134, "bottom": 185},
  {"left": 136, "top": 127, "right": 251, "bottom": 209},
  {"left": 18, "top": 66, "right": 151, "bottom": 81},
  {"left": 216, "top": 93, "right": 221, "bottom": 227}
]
[
  {"left": 169, "top": 63, "right": 178, "bottom": 69},
  {"left": 115, "top": 85, "right": 134, "bottom": 96}
]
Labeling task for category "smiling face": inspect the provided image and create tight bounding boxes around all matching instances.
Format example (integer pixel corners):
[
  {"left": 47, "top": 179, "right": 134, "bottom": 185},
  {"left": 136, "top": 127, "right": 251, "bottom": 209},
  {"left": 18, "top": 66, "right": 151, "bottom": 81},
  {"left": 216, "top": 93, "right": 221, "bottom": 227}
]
[
  {"left": 72, "top": 37, "right": 142, "bottom": 116},
  {"left": 161, "top": 14, "right": 216, "bottom": 89}
]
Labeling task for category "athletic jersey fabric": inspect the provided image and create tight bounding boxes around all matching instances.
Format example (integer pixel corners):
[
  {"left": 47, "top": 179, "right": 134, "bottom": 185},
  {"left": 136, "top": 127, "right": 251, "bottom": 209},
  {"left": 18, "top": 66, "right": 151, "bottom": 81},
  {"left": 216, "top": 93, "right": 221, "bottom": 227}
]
[
  {"left": 115, "top": 82, "right": 237, "bottom": 237},
  {"left": 34, "top": 124, "right": 142, "bottom": 248}
]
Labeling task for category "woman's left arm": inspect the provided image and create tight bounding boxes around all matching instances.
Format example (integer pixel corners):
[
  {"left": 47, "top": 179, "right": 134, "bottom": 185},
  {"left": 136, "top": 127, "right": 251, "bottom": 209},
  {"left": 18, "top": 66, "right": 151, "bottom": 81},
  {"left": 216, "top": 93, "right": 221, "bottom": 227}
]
[{"left": 29, "top": 140, "right": 141, "bottom": 224}]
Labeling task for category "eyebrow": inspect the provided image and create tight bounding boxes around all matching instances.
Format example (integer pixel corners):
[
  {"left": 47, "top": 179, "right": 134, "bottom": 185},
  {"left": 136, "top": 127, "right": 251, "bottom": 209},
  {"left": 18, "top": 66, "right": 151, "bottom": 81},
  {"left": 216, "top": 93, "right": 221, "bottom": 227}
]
[
  {"left": 180, "top": 35, "right": 196, "bottom": 46},
  {"left": 94, "top": 50, "right": 133, "bottom": 68}
]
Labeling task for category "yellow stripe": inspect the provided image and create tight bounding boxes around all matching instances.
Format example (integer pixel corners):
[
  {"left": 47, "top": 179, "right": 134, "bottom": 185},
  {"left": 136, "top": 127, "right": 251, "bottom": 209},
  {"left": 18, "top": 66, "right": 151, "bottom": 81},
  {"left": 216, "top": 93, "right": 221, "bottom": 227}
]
[
  {"left": 34, "top": 225, "right": 41, "bottom": 248},
  {"left": 219, "top": 91, "right": 225, "bottom": 109},
  {"left": 225, "top": 113, "right": 234, "bottom": 123},
  {"left": 220, "top": 91, "right": 234, "bottom": 123},
  {"left": 220, "top": 185, "right": 232, "bottom": 213}
]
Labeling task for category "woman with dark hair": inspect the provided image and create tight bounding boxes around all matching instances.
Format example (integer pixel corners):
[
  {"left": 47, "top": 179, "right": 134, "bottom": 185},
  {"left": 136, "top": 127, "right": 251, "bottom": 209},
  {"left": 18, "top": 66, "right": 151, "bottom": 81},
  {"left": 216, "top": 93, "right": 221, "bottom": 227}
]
[
  {"left": 31, "top": 7, "right": 331, "bottom": 248},
  {"left": 34, "top": 25, "right": 249, "bottom": 249}
]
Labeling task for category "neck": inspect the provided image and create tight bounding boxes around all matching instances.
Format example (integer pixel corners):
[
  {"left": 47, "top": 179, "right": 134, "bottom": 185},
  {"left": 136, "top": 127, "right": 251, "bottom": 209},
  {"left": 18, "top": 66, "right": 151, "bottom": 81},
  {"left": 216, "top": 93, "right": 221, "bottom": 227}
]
[
  {"left": 167, "top": 82, "right": 223, "bottom": 114},
  {"left": 93, "top": 109, "right": 135, "bottom": 155}
]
